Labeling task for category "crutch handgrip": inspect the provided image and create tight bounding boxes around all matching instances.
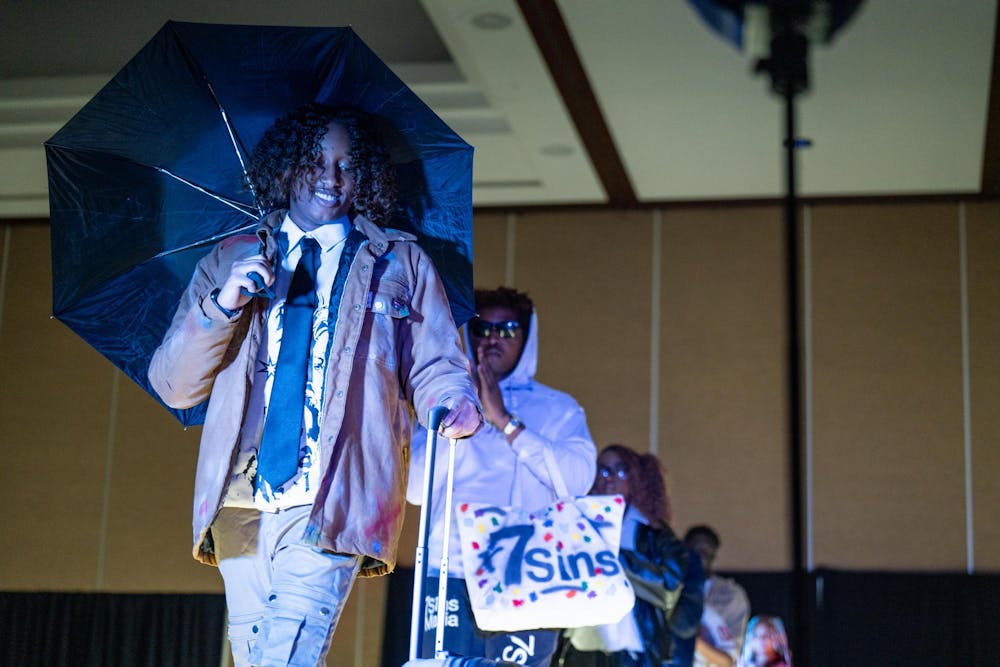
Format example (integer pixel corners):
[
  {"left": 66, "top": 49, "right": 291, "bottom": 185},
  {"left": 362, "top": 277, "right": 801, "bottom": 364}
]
[{"left": 427, "top": 404, "right": 449, "bottom": 432}]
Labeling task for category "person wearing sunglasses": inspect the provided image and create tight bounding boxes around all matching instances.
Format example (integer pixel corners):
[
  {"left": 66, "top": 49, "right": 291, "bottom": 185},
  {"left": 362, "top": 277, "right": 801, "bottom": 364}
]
[
  {"left": 408, "top": 286, "right": 596, "bottom": 666},
  {"left": 559, "top": 444, "right": 704, "bottom": 667}
]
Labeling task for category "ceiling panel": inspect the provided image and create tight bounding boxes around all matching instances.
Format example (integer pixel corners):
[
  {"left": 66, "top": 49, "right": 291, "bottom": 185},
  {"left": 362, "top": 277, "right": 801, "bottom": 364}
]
[
  {"left": 421, "top": 0, "right": 604, "bottom": 205},
  {"left": 0, "top": 1, "right": 451, "bottom": 77},
  {"left": 560, "top": 0, "right": 996, "bottom": 201},
  {"left": 560, "top": 0, "right": 785, "bottom": 200},
  {"left": 0, "top": 0, "right": 997, "bottom": 216},
  {"left": 799, "top": 0, "right": 995, "bottom": 195}
]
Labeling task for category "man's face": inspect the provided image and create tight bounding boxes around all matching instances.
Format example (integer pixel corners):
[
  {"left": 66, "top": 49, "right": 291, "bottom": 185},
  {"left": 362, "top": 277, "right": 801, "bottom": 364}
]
[
  {"left": 289, "top": 121, "right": 356, "bottom": 232},
  {"left": 470, "top": 305, "right": 525, "bottom": 380},
  {"left": 687, "top": 533, "right": 718, "bottom": 575}
]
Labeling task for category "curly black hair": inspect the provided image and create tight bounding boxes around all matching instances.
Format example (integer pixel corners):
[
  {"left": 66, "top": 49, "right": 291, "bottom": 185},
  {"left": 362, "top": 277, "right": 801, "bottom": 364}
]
[
  {"left": 247, "top": 103, "right": 397, "bottom": 224},
  {"left": 474, "top": 286, "right": 534, "bottom": 333}
]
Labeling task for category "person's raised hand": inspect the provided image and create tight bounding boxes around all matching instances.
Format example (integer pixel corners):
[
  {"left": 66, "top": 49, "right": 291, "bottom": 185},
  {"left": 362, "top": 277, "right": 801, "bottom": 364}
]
[{"left": 475, "top": 347, "right": 509, "bottom": 428}]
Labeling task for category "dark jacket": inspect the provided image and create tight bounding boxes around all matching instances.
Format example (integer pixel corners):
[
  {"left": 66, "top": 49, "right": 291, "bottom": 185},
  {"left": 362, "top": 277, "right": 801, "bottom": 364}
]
[
  {"left": 621, "top": 523, "right": 703, "bottom": 666},
  {"left": 557, "top": 521, "right": 702, "bottom": 667},
  {"left": 668, "top": 547, "right": 706, "bottom": 666}
]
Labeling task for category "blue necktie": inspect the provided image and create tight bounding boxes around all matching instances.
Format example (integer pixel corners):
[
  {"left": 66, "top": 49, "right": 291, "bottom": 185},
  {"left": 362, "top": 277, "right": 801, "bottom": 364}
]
[{"left": 256, "top": 236, "right": 320, "bottom": 495}]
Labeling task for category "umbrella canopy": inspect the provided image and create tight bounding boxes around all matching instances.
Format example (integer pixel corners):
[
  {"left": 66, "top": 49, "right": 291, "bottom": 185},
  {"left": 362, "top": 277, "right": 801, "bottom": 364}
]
[{"left": 46, "top": 21, "right": 474, "bottom": 426}]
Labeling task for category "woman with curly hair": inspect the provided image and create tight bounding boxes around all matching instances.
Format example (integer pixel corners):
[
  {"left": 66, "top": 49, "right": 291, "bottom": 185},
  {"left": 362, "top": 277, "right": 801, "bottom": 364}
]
[
  {"left": 248, "top": 103, "right": 397, "bottom": 226},
  {"left": 149, "top": 102, "right": 481, "bottom": 667},
  {"left": 595, "top": 444, "right": 672, "bottom": 527},
  {"left": 559, "top": 444, "right": 704, "bottom": 667}
]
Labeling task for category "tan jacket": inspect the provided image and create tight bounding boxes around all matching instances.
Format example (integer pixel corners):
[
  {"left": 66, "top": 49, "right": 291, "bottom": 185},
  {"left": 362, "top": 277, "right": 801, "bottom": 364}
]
[{"left": 148, "top": 210, "right": 476, "bottom": 576}]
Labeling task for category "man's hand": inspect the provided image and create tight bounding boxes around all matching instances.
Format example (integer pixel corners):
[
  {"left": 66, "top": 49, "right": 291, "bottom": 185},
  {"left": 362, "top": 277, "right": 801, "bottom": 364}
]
[
  {"left": 439, "top": 396, "right": 483, "bottom": 439},
  {"left": 475, "top": 347, "right": 509, "bottom": 427},
  {"left": 216, "top": 254, "right": 275, "bottom": 311}
]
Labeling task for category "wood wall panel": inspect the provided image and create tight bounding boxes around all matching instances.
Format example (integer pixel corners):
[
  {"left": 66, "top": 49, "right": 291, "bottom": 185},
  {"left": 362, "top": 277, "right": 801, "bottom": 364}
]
[
  {"left": 658, "top": 206, "right": 790, "bottom": 571},
  {"left": 966, "top": 202, "right": 1000, "bottom": 572},
  {"left": 102, "top": 380, "right": 219, "bottom": 592},
  {"left": 0, "top": 224, "right": 115, "bottom": 590},
  {"left": 810, "top": 203, "right": 967, "bottom": 570},
  {"left": 515, "top": 210, "right": 653, "bottom": 454},
  {"left": 3, "top": 198, "right": 999, "bottom": 619},
  {"left": 325, "top": 577, "right": 388, "bottom": 667},
  {"left": 395, "top": 503, "right": 421, "bottom": 570},
  {"left": 471, "top": 211, "right": 509, "bottom": 290}
]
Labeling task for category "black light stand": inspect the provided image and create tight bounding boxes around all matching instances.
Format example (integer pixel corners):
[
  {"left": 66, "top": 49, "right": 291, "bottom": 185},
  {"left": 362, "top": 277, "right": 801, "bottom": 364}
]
[{"left": 755, "top": 12, "right": 811, "bottom": 667}]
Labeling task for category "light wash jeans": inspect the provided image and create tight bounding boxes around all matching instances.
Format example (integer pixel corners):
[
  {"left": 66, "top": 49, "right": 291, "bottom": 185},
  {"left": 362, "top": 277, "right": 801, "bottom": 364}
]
[{"left": 214, "top": 506, "right": 362, "bottom": 667}]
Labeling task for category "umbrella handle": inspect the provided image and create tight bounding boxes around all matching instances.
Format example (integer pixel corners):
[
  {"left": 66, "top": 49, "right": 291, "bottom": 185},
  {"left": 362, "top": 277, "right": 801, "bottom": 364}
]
[{"left": 240, "top": 271, "right": 275, "bottom": 299}]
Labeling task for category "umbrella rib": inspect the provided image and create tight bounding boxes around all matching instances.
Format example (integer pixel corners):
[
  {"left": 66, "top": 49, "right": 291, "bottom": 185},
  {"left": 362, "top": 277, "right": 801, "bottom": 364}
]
[
  {"left": 168, "top": 23, "right": 264, "bottom": 217},
  {"left": 47, "top": 141, "right": 257, "bottom": 218},
  {"left": 215, "top": 104, "right": 265, "bottom": 218},
  {"left": 153, "top": 166, "right": 258, "bottom": 218},
  {"left": 151, "top": 220, "right": 259, "bottom": 261}
]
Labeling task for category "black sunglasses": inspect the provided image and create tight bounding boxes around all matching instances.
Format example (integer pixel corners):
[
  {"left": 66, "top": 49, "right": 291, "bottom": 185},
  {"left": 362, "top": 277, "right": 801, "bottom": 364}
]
[{"left": 469, "top": 318, "right": 521, "bottom": 339}]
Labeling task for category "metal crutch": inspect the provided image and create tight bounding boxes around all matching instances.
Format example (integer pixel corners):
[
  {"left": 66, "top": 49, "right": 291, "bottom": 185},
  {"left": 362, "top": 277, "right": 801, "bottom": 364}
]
[{"left": 409, "top": 406, "right": 460, "bottom": 662}]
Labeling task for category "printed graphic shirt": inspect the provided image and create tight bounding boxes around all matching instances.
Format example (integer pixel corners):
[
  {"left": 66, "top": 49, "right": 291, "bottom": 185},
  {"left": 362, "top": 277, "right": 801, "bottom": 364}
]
[{"left": 224, "top": 214, "right": 350, "bottom": 511}]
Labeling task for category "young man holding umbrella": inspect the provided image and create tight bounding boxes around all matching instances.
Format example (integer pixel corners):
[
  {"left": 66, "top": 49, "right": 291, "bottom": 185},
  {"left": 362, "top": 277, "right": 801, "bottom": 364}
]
[{"left": 149, "top": 104, "right": 481, "bottom": 666}]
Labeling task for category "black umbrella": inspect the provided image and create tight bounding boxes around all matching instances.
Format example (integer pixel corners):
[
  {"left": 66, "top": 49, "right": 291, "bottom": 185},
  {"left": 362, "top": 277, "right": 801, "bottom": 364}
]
[{"left": 45, "top": 21, "right": 474, "bottom": 426}]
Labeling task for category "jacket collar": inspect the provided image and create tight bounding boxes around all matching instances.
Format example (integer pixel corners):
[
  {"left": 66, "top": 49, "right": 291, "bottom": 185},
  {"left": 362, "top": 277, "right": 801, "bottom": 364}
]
[{"left": 255, "top": 209, "right": 416, "bottom": 260}]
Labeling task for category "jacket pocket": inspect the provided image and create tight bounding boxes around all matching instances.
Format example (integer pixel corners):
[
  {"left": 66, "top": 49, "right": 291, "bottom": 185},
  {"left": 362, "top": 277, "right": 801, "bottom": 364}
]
[{"left": 361, "top": 285, "right": 411, "bottom": 369}]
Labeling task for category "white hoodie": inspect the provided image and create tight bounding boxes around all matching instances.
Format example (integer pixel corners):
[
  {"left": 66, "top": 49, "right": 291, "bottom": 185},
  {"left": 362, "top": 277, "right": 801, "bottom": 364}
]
[{"left": 407, "top": 310, "right": 597, "bottom": 577}]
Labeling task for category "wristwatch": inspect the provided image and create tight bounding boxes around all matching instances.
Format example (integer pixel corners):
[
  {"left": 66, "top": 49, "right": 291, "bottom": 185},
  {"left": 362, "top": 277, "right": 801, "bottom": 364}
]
[
  {"left": 502, "top": 414, "right": 523, "bottom": 436},
  {"left": 209, "top": 288, "right": 241, "bottom": 319}
]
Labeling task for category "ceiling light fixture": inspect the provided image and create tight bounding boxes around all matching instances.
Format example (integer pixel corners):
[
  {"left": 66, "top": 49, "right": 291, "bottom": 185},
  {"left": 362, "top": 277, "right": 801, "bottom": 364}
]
[
  {"left": 540, "top": 143, "right": 573, "bottom": 157},
  {"left": 470, "top": 11, "right": 512, "bottom": 30}
]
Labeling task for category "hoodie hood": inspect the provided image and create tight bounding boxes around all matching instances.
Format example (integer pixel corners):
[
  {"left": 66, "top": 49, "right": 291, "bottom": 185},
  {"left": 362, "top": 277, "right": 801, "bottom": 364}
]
[{"left": 463, "top": 309, "right": 538, "bottom": 389}]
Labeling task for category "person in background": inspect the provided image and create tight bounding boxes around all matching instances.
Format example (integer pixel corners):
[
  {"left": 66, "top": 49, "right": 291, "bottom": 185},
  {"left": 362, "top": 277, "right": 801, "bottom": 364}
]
[
  {"left": 149, "top": 103, "right": 481, "bottom": 667},
  {"left": 408, "top": 286, "right": 596, "bottom": 666},
  {"left": 736, "top": 616, "right": 791, "bottom": 667},
  {"left": 685, "top": 525, "right": 750, "bottom": 667},
  {"left": 559, "top": 444, "right": 703, "bottom": 667}
]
